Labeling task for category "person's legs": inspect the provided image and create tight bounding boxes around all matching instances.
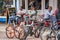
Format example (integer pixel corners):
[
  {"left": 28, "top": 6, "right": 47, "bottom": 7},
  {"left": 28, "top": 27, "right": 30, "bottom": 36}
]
[
  {"left": 8, "top": 16, "right": 14, "bottom": 24},
  {"left": 8, "top": 18, "right": 11, "bottom": 24},
  {"left": 51, "top": 16, "right": 56, "bottom": 25},
  {"left": 51, "top": 16, "right": 58, "bottom": 30}
]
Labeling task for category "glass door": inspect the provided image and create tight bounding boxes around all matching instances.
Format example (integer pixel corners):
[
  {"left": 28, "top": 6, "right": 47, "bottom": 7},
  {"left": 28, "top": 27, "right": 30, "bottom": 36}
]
[{"left": 22, "top": 0, "right": 25, "bottom": 9}]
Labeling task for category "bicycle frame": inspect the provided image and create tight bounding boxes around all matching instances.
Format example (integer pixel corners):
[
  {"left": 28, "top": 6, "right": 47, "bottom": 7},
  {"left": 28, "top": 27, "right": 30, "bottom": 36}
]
[{"left": 46, "top": 19, "right": 60, "bottom": 40}]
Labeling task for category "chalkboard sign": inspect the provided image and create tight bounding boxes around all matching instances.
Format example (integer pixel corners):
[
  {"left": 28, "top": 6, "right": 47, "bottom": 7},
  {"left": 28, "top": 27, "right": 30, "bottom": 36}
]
[
  {"left": 6, "top": 7, "right": 16, "bottom": 23},
  {"left": 8, "top": 7, "right": 16, "bottom": 17}
]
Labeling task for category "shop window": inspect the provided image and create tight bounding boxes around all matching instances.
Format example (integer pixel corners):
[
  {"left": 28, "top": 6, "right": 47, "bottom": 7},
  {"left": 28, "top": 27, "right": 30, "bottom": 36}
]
[
  {"left": 0, "top": 0, "right": 14, "bottom": 16},
  {"left": 45, "top": 0, "right": 49, "bottom": 9},
  {"left": 5, "top": 0, "right": 13, "bottom": 5},
  {"left": 28, "top": 0, "right": 41, "bottom": 10}
]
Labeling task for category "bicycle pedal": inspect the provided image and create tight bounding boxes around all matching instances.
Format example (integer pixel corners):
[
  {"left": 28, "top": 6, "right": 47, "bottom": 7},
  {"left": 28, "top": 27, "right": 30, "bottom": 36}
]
[{"left": 51, "top": 36, "right": 56, "bottom": 38}]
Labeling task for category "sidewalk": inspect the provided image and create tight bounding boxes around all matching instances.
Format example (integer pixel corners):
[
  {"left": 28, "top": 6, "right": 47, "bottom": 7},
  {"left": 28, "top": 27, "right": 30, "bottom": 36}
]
[{"left": 0, "top": 23, "right": 6, "bottom": 32}]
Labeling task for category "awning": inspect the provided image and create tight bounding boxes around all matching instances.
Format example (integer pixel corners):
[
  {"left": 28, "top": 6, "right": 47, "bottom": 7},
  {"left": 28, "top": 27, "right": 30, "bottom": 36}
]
[{"left": 0, "top": 16, "right": 6, "bottom": 23}]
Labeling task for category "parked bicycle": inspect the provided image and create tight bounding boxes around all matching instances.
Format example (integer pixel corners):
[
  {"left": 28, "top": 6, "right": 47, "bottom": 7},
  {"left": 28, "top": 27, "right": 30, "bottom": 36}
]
[
  {"left": 14, "top": 18, "right": 27, "bottom": 40},
  {"left": 6, "top": 15, "right": 17, "bottom": 39},
  {"left": 46, "top": 19, "right": 60, "bottom": 40}
]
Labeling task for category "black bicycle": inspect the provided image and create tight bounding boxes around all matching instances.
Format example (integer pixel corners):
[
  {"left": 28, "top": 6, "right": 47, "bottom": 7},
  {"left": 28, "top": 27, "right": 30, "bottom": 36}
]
[{"left": 46, "top": 19, "right": 60, "bottom": 40}]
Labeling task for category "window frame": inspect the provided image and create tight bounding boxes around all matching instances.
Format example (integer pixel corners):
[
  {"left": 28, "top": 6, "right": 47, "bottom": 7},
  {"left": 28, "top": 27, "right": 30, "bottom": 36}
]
[
  {"left": 45, "top": 0, "right": 49, "bottom": 9},
  {"left": 28, "top": 0, "right": 42, "bottom": 10}
]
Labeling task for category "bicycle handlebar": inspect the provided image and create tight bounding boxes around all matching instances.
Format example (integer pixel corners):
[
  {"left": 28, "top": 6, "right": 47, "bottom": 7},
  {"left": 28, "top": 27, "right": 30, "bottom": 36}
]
[{"left": 57, "top": 19, "right": 60, "bottom": 21}]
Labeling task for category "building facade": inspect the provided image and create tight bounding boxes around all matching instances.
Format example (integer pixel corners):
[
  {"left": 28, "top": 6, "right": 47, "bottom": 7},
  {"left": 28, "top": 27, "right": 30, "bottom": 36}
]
[
  {"left": 0, "top": 0, "right": 59, "bottom": 14},
  {"left": 0, "top": 0, "right": 60, "bottom": 23},
  {"left": 15, "top": 0, "right": 58, "bottom": 14}
]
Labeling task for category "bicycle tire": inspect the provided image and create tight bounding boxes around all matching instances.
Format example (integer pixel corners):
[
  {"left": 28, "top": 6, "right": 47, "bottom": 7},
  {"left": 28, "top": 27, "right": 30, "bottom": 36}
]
[
  {"left": 6, "top": 26, "right": 14, "bottom": 39},
  {"left": 15, "top": 26, "right": 25, "bottom": 40},
  {"left": 33, "top": 25, "right": 39, "bottom": 38},
  {"left": 34, "top": 31, "right": 39, "bottom": 38},
  {"left": 46, "top": 33, "right": 56, "bottom": 40},
  {"left": 14, "top": 26, "right": 19, "bottom": 39},
  {"left": 19, "top": 29, "right": 25, "bottom": 40}
]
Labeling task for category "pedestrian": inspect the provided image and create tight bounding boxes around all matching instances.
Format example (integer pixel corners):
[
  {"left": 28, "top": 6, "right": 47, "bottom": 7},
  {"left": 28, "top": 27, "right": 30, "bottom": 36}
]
[
  {"left": 44, "top": 6, "right": 59, "bottom": 30},
  {"left": 16, "top": 6, "right": 26, "bottom": 22},
  {"left": 55, "top": 5, "right": 60, "bottom": 29},
  {"left": 56, "top": 5, "right": 60, "bottom": 20},
  {"left": 44, "top": 6, "right": 53, "bottom": 20},
  {"left": 28, "top": 6, "right": 37, "bottom": 19}
]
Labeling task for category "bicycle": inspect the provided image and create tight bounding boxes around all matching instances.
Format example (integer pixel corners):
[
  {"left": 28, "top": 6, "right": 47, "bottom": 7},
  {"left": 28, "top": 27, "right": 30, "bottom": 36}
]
[
  {"left": 32, "top": 19, "right": 40, "bottom": 38},
  {"left": 14, "top": 25, "right": 25, "bottom": 40},
  {"left": 46, "top": 19, "right": 60, "bottom": 40},
  {"left": 14, "top": 17, "right": 28, "bottom": 40},
  {"left": 6, "top": 16, "right": 16, "bottom": 39},
  {"left": 36, "top": 15, "right": 46, "bottom": 40}
]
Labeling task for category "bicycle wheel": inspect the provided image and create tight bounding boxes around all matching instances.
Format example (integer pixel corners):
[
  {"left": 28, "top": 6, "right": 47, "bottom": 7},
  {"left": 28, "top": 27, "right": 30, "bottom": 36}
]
[
  {"left": 46, "top": 35, "right": 51, "bottom": 40},
  {"left": 15, "top": 26, "right": 20, "bottom": 39},
  {"left": 46, "top": 35, "right": 56, "bottom": 40},
  {"left": 34, "top": 30, "right": 39, "bottom": 38},
  {"left": 19, "top": 29, "right": 25, "bottom": 40},
  {"left": 15, "top": 26, "right": 25, "bottom": 40},
  {"left": 6, "top": 26, "right": 14, "bottom": 39},
  {"left": 46, "top": 32, "right": 56, "bottom": 40},
  {"left": 33, "top": 25, "right": 39, "bottom": 38}
]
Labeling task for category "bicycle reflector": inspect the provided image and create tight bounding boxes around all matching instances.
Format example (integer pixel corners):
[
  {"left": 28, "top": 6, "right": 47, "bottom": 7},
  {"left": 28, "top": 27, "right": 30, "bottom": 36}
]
[
  {"left": 57, "top": 22, "right": 60, "bottom": 25},
  {"left": 44, "top": 22, "right": 50, "bottom": 27}
]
